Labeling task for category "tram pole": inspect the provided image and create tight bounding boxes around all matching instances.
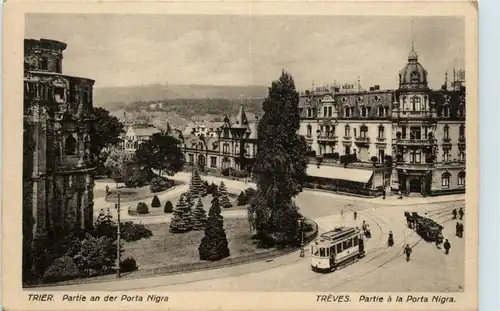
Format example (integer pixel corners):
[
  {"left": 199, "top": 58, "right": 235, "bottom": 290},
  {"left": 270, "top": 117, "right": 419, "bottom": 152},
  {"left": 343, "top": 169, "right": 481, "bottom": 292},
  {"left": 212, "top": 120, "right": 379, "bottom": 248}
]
[{"left": 116, "top": 191, "right": 121, "bottom": 278}]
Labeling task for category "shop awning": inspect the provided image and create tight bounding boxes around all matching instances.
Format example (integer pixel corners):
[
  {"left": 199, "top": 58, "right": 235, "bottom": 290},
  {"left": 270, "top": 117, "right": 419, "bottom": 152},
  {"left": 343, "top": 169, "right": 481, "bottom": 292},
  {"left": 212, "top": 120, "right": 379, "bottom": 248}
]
[{"left": 306, "top": 164, "right": 374, "bottom": 183}]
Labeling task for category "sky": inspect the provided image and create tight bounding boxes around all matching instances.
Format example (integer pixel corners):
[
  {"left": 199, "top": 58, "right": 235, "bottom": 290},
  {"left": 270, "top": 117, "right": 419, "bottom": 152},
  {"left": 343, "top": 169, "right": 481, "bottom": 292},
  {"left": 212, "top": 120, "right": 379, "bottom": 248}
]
[{"left": 25, "top": 14, "right": 465, "bottom": 90}]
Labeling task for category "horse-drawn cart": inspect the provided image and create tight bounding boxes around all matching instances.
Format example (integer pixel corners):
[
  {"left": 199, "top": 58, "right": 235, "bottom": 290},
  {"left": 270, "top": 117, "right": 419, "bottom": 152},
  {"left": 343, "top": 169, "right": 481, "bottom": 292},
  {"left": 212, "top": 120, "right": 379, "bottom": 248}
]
[{"left": 404, "top": 211, "right": 443, "bottom": 242}]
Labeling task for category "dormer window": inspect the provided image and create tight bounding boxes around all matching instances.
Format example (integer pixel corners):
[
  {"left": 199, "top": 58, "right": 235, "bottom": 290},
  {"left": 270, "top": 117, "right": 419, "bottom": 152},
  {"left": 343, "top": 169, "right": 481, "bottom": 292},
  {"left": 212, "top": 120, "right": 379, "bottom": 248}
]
[
  {"left": 360, "top": 106, "right": 368, "bottom": 117},
  {"left": 41, "top": 57, "right": 48, "bottom": 70},
  {"left": 443, "top": 105, "right": 450, "bottom": 117},
  {"left": 411, "top": 96, "right": 421, "bottom": 111},
  {"left": 378, "top": 105, "right": 384, "bottom": 117},
  {"left": 411, "top": 71, "right": 420, "bottom": 82}
]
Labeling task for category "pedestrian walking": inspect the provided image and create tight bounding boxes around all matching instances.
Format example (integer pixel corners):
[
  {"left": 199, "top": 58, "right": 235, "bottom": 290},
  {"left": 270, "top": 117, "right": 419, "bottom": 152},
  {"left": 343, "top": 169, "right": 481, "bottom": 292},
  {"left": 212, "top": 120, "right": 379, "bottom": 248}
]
[
  {"left": 398, "top": 190, "right": 403, "bottom": 199},
  {"left": 105, "top": 185, "right": 110, "bottom": 195},
  {"left": 388, "top": 231, "right": 394, "bottom": 247},
  {"left": 455, "top": 222, "right": 460, "bottom": 237},
  {"left": 354, "top": 211, "right": 357, "bottom": 221},
  {"left": 383, "top": 189, "right": 386, "bottom": 200},
  {"left": 459, "top": 207, "right": 464, "bottom": 220},
  {"left": 452, "top": 208, "right": 457, "bottom": 220},
  {"left": 362, "top": 220, "right": 367, "bottom": 231},
  {"left": 443, "top": 239, "right": 451, "bottom": 255},
  {"left": 458, "top": 223, "right": 464, "bottom": 238},
  {"left": 404, "top": 244, "right": 412, "bottom": 262}
]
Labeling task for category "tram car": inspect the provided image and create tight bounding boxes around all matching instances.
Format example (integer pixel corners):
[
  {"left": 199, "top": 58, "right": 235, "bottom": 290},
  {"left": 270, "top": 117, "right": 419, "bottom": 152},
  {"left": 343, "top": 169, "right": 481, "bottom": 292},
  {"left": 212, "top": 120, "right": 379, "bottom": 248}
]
[
  {"left": 310, "top": 226, "right": 365, "bottom": 273},
  {"left": 404, "top": 211, "right": 443, "bottom": 242}
]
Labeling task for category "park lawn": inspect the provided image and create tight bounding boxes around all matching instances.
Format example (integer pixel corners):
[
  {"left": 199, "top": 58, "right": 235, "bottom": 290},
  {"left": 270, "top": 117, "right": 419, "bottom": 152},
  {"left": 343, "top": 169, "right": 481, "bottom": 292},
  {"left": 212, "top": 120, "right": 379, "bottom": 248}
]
[
  {"left": 122, "top": 218, "right": 269, "bottom": 270},
  {"left": 132, "top": 192, "right": 247, "bottom": 216}
]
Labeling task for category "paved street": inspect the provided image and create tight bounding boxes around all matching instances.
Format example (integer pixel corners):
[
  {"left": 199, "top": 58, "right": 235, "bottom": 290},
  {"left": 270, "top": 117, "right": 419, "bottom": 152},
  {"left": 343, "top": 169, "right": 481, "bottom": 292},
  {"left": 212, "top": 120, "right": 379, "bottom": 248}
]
[{"left": 55, "top": 173, "right": 465, "bottom": 292}]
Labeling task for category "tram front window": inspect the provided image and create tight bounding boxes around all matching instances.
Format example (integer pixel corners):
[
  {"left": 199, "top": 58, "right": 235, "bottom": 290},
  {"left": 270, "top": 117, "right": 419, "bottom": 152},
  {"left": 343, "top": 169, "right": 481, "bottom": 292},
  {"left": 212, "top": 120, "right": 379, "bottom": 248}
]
[
  {"left": 319, "top": 247, "right": 326, "bottom": 257},
  {"left": 312, "top": 245, "right": 319, "bottom": 256}
]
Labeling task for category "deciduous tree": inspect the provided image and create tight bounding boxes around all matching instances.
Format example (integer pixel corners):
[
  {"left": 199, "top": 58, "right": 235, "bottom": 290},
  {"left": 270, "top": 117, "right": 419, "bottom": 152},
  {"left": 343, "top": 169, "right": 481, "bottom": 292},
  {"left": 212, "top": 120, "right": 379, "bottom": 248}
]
[{"left": 135, "top": 133, "right": 185, "bottom": 176}]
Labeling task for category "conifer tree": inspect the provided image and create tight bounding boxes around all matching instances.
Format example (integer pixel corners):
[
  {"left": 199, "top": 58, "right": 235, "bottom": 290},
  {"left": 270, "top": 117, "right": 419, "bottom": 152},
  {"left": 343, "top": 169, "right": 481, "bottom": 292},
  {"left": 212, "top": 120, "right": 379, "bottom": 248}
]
[
  {"left": 198, "top": 189, "right": 230, "bottom": 261},
  {"left": 192, "top": 198, "right": 207, "bottom": 231},
  {"left": 169, "top": 196, "right": 192, "bottom": 233},
  {"left": 190, "top": 166, "right": 205, "bottom": 198},
  {"left": 249, "top": 70, "right": 308, "bottom": 244},
  {"left": 218, "top": 181, "right": 232, "bottom": 208}
]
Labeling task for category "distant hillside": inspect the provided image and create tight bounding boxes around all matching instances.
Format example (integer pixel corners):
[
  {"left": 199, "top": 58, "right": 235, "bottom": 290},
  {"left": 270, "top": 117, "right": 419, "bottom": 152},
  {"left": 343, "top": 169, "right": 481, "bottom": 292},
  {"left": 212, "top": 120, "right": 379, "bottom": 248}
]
[{"left": 94, "top": 83, "right": 269, "bottom": 110}]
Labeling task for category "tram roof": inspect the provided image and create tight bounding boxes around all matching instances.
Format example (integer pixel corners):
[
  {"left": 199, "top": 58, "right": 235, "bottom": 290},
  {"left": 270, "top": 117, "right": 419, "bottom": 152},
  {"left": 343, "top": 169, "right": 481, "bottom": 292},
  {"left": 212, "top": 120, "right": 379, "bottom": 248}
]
[{"left": 318, "top": 227, "right": 359, "bottom": 242}]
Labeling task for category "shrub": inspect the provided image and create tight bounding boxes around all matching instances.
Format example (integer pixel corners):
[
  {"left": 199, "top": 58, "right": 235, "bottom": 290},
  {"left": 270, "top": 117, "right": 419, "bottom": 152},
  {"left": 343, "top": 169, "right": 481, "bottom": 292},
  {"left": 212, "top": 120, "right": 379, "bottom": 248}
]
[
  {"left": 124, "top": 165, "right": 151, "bottom": 188},
  {"left": 236, "top": 191, "right": 248, "bottom": 206},
  {"left": 164, "top": 200, "right": 174, "bottom": 213},
  {"left": 305, "top": 150, "right": 316, "bottom": 157},
  {"left": 120, "top": 257, "right": 138, "bottom": 273},
  {"left": 42, "top": 256, "right": 80, "bottom": 283},
  {"left": 151, "top": 195, "right": 161, "bottom": 208},
  {"left": 198, "top": 190, "right": 230, "bottom": 261},
  {"left": 192, "top": 198, "right": 207, "bottom": 231},
  {"left": 120, "top": 222, "right": 153, "bottom": 242},
  {"left": 69, "top": 234, "right": 117, "bottom": 277},
  {"left": 189, "top": 168, "right": 205, "bottom": 198},
  {"left": 218, "top": 182, "right": 232, "bottom": 208},
  {"left": 169, "top": 196, "right": 192, "bottom": 233},
  {"left": 136, "top": 202, "right": 149, "bottom": 214},
  {"left": 150, "top": 176, "right": 174, "bottom": 193}
]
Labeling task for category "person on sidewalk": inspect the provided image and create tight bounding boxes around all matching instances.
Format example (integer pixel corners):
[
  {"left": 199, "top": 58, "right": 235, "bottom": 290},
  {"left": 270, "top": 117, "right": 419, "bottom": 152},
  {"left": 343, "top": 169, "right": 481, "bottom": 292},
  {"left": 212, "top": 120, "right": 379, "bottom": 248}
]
[
  {"left": 458, "top": 223, "right": 464, "bottom": 238},
  {"left": 455, "top": 222, "right": 460, "bottom": 237},
  {"left": 459, "top": 207, "right": 464, "bottom": 220},
  {"left": 404, "top": 244, "right": 412, "bottom": 262},
  {"left": 354, "top": 211, "right": 357, "bottom": 221},
  {"left": 443, "top": 239, "right": 451, "bottom": 255},
  {"left": 398, "top": 190, "right": 403, "bottom": 200},
  {"left": 436, "top": 232, "right": 443, "bottom": 249},
  {"left": 452, "top": 208, "right": 457, "bottom": 220},
  {"left": 383, "top": 189, "right": 386, "bottom": 200},
  {"left": 105, "top": 185, "right": 110, "bottom": 196}
]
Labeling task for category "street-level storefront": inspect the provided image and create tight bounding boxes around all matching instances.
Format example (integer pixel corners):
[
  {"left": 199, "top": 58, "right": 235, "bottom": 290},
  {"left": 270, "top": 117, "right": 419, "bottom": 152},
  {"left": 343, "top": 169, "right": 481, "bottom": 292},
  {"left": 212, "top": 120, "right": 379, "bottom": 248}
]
[{"left": 305, "top": 164, "right": 381, "bottom": 197}]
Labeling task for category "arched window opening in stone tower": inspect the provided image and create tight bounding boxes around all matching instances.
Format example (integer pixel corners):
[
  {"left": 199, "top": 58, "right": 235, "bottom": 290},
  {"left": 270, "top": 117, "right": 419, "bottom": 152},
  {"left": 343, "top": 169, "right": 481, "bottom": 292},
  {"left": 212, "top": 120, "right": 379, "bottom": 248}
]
[{"left": 65, "top": 135, "right": 77, "bottom": 155}]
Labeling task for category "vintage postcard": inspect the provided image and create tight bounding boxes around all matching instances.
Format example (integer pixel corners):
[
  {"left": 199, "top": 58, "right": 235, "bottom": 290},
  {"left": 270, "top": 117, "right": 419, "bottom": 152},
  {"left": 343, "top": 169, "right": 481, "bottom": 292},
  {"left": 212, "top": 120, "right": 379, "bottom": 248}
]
[{"left": 2, "top": 0, "right": 478, "bottom": 310}]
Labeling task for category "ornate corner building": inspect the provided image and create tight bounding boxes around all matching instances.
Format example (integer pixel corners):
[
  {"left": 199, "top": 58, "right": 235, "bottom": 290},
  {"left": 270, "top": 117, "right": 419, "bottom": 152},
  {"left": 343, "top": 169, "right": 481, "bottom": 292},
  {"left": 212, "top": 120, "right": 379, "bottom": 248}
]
[
  {"left": 181, "top": 103, "right": 258, "bottom": 173},
  {"left": 23, "top": 38, "right": 96, "bottom": 238},
  {"left": 298, "top": 45, "right": 466, "bottom": 197}
]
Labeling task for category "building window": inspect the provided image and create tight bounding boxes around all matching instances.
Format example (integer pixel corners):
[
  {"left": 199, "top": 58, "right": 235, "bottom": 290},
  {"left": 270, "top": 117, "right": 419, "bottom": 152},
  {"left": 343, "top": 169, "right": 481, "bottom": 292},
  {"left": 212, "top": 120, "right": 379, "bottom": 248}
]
[
  {"left": 41, "top": 57, "right": 48, "bottom": 70},
  {"left": 457, "top": 171, "right": 466, "bottom": 186},
  {"left": 459, "top": 125, "right": 465, "bottom": 138},
  {"left": 402, "top": 127, "right": 407, "bottom": 139},
  {"left": 360, "top": 126, "right": 368, "bottom": 138},
  {"left": 443, "top": 150, "right": 450, "bottom": 162},
  {"left": 411, "top": 96, "right": 421, "bottom": 111},
  {"left": 441, "top": 172, "right": 450, "bottom": 188},
  {"left": 353, "top": 128, "right": 357, "bottom": 137},
  {"left": 323, "top": 107, "right": 327, "bottom": 117},
  {"left": 344, "top": 106, "right": 350, "bottom": 117},
  {"left": 410, "top": 127, "right": 421, "bottom": 140},
  {"left": 378, "top": 126, "right": 384, "bottom": 138},
  {"left": 65, "top": 135, "right": 77, "bottom": 155},
  {"left": 378, "top": 149, "right": 385, "bottom": 163},
  {"left": 378, "top": 105, "right": 384, "bottom": 117},
  {"left": 410, "top": 149, "right": 421, "bottom": 163},
  {"left": 344, "top": 125, "right": 350, "bottom": 137},
  {"left": 188, "top": 154, "right": 194, "bottom": 164},
  {"left": 210, "top": 156, "right": 217, "bottom": 168},
  {"left": 444, "top": 126, "right": 450, "bottom": 139},
  {"left": 307, "top": 108, "right": 312, "bottom": 118},
  {"left": 443, "top": 105, "right": 450, "bottom": 117},
  {"left": 360, "top": 106, "right": 368, "bottom": 117},
  {"left": 307, "top": 125, "right": 312, "bottom": 137},
  {"left": 345, "top": 146, "right": 351, "bottom": 155},
  {"left": 223, "top": 143, "right": 230, "bottom": 154},
  {"left": 459, "top": 151, "right": 465, "bottom": 161},
  {"left": 328, "top": 106, "right": 332, "bottom": 117}
]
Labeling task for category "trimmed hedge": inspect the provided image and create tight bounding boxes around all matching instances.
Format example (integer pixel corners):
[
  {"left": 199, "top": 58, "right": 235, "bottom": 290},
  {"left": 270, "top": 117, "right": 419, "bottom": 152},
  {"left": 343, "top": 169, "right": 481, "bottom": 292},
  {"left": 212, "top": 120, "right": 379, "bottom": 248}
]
[
  {"left": 164, "top": 200, "right": 174, "bottom": 213},
  {"left": 151, "top": 195, "right": 161, "bottom": 208},
  {"left": 136, "top": 202, "right": 149, "bottom": 214}
]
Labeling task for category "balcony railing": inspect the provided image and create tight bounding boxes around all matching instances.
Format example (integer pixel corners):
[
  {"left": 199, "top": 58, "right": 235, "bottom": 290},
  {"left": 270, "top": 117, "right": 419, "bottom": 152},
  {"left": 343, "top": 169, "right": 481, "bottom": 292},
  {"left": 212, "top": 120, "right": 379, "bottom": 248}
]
[
  {"left": 376, "top": 137, "right": 386, "bottom": 143},
  {"left": 392, "top": 111, "right": 438, "bottom": 119},
  {"left": 395, "top": 162, "right": 434, "bottom": 170},
  {"left": 317, "top": 134, "right": 338, "bottom": 141},
  {"left": 394, "top": 139, "right": 437, "bottom": 146},
  {"left": 355, "top": 136, "right": 370, "bottom": 143}
]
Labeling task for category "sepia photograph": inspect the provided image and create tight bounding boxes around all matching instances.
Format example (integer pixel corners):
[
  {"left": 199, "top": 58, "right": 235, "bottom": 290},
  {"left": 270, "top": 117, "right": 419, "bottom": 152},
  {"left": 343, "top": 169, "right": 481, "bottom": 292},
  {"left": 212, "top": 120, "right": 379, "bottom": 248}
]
[{"left": 2, "top": 1, "right": 479, "bottom": 310}]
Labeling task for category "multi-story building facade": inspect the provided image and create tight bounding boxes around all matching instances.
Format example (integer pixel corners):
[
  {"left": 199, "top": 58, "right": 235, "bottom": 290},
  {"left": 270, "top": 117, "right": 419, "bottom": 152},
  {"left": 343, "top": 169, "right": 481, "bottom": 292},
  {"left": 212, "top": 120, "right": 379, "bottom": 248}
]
[
  {"left": 122, "top": 123, "right": 160, "bottom": 152},
  {"left": 181, "top": 104, "right": 258, "bottom": 172},
  {"left": 298, "top": 45, "right": 466, "bottom": 197},
  {"left": 23, "top": 38, "right": 97, "bottom": 240}
]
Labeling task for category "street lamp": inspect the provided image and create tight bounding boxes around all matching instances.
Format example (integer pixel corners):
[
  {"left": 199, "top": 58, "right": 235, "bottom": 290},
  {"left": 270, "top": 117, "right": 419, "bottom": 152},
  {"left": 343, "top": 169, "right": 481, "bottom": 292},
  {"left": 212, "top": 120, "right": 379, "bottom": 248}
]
[
  {"left": 299, "top": 217, "right": 305, "bottom": 258},
  {"left": 115, "top": 191, "right": 122, "bottom": 278}
]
